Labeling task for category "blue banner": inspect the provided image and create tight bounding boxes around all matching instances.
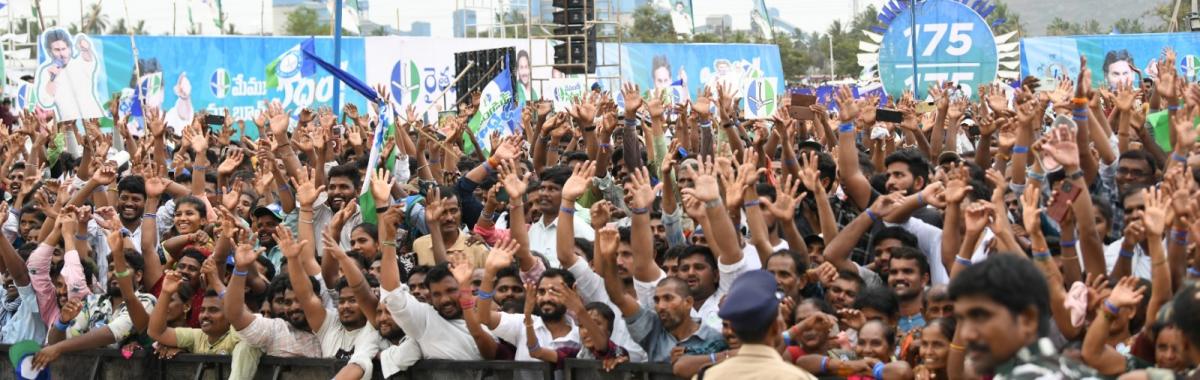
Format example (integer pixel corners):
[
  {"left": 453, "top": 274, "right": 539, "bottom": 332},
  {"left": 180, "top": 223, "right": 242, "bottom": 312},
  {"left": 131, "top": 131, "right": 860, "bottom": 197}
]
[
  {"left": 1021, "top": 32, "right": 1200, "bottom": 91},
  {"left": 94, "top": 36, "right": 368, "bottom": 139},
  {"left": 876, "top": 0, "right": 1000, "bottom": 100},
  {"left": 614, "top": 43, "right": 783, "bottom": 103}
]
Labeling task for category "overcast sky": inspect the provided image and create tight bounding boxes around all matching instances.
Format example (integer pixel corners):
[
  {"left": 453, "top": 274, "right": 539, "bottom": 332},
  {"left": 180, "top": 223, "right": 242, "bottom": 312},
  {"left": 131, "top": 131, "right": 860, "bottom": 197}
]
[{"left": 10, "top": 0, "right": 888, "bottom": 37}]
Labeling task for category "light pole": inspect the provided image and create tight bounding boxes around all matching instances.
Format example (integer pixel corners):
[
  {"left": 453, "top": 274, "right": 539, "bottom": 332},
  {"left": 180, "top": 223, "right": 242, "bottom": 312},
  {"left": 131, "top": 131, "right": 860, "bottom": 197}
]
[{"left": 910, "top": 0, "right": 919, "bottom": 95}]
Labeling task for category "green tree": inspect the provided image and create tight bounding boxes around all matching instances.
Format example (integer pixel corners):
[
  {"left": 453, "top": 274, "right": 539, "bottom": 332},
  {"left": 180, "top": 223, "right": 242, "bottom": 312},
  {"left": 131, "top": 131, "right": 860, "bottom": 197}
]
[
  {"left": 81, "top": 2, "right": 108, "bottom": 34},
  {"left": 1046, "top": 17, "right": 1103, "bottom": 36},
  {"left": 774, "top": 29, "right": 812, "bottom": 82},
  {"left": 1112, "top": 18, "right": 1146, "bottom": 33},
  {"left": 986, "top": 1, "right": 1025, "bottom": 36},
  {"left": 109, "top": 18, "right": 129, "bottom": 34},
  {"left": 1148, "top": 0, "right": 1194, "bottom": 32},
  {"left": 626, "top": 4, "right": 675, "bottom": 42},
  {"left": 285, "top": 8, "right": 331, "bottom": 36}
]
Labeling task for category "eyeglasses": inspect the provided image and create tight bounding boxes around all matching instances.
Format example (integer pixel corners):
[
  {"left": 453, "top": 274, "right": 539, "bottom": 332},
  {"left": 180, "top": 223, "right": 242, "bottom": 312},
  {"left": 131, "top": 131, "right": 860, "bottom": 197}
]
[{"left": 1116, "top": 167, "right": 1150, "bottom": 177}]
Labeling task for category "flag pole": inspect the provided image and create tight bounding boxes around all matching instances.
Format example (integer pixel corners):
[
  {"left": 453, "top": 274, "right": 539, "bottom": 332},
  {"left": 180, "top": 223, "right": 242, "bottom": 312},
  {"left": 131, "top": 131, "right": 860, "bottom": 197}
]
[{"left": 333, "top": 0, "right": 344, "bottom": 115}]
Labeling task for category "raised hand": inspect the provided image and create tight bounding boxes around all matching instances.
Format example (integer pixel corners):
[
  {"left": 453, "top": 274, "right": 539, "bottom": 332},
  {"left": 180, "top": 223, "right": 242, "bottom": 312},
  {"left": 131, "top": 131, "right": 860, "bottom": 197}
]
[
  {"left": 499, "top": 158, "right": 532, "bottom": 199},
  {"left": 1142, "top": 187, "right": 1170, "bottom": 237},
  {"left": 595, "top": 226, "right": 619, "bottom": 262},
  {"left": 763, "top": 175, "right": 804, "bottom": 222},
  {"left": 834, "top": 85, "right": 859, "bottom": 123},
  {"left": 161, "top": 270, "right": 184, "bottom": 295},
  {"left": 624, "top": 167, "right": 657, "bottom": 211},
  {"left": 1107, "top": 276, "right": 1146, "bottom": 309},
  {"left": 561, "top": 160, "right": 596, "bottom": 202},
  {"left": 1157, "top": 48, "right": 1179, "bottom": 101},
  {"left": 1042, "top": 125, "right": 1080, "bottom": 169},
  {"left": 233, "top": 242, "right": 260, "bottom": 269},
  {"left": 449, "top": 253, "right": 474, "bottom": 287},
  {"left": 371, "top": 168, "right": 395, "bottom": 205},
  {"left": 680, "top": 156, "right": 721, "bottom": 202},
  {"left": 91, "top": 161, "right": 118, "bottom": 186},
  {"left": 1021, "top": 182, "right": 1043, "bottom": 234},
  {"left": 942, "top": 164, "right": 972, "bottom": 205},
  {"left": 622, "top": 82, "right": 643, "bottom": 118},
  {"left": 218, "top": 149, "right": 245, "bottom": 176},
  {"left": 963, "top": 201, "right": 992, "bottom": 234},
  {"left": 290, "top": 168, "right": 325, "bottom": 208},
  {"left": 273, "top": 225, "right": 306, "bottom": 259},
  {"left": 59, "top": 298, "right": 83, "bottom": 323},
  {"left": 486, "top": 238, "right": 519, "bottom": 272},
  {"left": 692, "top": 86, "right": 714, "bottom": 121}
]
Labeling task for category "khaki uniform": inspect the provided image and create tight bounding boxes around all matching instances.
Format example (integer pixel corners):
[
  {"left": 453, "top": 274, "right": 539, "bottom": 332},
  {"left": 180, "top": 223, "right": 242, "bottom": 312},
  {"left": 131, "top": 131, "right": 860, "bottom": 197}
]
[{"left": 695, "top": 344, "right": 817, "bottom": 380}]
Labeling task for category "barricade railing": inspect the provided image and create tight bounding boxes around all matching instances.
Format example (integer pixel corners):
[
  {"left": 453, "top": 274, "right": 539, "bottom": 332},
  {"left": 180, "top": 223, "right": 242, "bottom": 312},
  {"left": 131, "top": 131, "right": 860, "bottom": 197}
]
[{"left": 0, "top": 345, "right": 680, "bottom": 380}]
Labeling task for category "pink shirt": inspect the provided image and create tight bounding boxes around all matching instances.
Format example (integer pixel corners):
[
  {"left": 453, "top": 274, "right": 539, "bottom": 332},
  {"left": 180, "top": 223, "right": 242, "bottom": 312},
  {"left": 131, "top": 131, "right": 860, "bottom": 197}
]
[{"left": 28, "top": 244, "right": 92, "bottom": 327}]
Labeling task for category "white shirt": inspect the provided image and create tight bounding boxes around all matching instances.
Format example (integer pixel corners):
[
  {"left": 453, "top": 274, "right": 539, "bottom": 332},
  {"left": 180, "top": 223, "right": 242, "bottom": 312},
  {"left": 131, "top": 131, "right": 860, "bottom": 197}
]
[
  {"left": 883, "top": 216, "right": 950, "bottom": 285},
  {"left": 633, "top": 248, "right": 761, "bottom": 333},
  {"left": 566, "top": 260, "right": 649, "bottom": 362},
  {"left": 492, "top": 313, "right": 580, "bottom": 361},
  {"left": 1102, "top": 238, "right": 1166, "bottom": 280},
  {"left": 380, "top": 284, "right": 483, "bottom": 360},
  {"left": 380, "top": 336, "right": 423, "bottom": 378},
  {"left": 528, "top": 213, "right": 595, "bottom": 268},
  {"left": 315, "top": 307, "right": 383, "bottom": 379}
]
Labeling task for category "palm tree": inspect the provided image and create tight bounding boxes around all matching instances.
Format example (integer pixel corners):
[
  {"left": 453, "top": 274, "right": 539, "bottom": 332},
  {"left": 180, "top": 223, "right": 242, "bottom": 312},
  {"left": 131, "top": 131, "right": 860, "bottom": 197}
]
[
  {"left": 82, "top": 2, "right": 109, "bottom": 34},
  {"left": 224, "top": 22, "right": 238, "bottom": 35},
  {"left": 131, "top": 20, "right": 147, "bottom": 35},
  {"left": 109, "top": 18, "right": 128, "bottom": 34}
]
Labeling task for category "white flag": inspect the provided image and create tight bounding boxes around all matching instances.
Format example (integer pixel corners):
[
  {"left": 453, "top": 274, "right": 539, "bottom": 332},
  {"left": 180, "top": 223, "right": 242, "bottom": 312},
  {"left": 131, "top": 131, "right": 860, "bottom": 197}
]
[{"left": 327, "top": 0, "right": 361, "bottom": 34}]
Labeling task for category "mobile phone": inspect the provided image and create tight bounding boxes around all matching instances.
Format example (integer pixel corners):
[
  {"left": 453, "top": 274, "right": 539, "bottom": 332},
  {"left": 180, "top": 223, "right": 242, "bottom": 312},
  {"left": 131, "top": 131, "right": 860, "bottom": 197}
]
[
  {"left": 789, "top": 94, "right": 817, "bottom": 120},
  {"left": 876, "top": 109, "right": 903, "bottom": 123},
  {"left": 675, "top": 146, "right": 689, "bottom": 161},
  {"left": 1047, "top": 185, "right": 1082, "bottom": 223},
  {"left": 496, "top": 189, "right": 510, "bottom": 203},
  {"left": 204, "top": 114, "right": 226, "bottom": 126}
]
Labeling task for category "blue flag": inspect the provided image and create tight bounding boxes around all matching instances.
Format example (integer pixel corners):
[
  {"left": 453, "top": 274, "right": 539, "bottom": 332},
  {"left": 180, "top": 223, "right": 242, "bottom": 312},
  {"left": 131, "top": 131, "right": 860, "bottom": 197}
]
[{"left": 300, "top": 38, "right": 381, "bottom": 104}]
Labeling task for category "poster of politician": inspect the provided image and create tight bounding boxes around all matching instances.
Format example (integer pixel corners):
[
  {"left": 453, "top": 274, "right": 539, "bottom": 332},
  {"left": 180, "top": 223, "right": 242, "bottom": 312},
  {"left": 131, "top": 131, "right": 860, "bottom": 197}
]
[{"left": 34, "top": 28, "right": 107, "bottom": 122}]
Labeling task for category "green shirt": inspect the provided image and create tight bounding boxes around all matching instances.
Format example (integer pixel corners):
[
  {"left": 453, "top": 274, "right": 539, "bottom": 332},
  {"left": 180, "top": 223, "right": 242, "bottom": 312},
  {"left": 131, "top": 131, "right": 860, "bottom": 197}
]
[{"left": 175, "top": 327, "right": 241, "bottom": 355}]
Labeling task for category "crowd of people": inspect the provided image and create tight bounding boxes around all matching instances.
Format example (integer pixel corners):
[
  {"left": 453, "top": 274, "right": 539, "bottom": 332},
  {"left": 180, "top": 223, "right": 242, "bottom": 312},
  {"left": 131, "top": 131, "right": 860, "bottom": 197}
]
[{"left": 2, "top": 49, "right": 1200, "bottom": 380}]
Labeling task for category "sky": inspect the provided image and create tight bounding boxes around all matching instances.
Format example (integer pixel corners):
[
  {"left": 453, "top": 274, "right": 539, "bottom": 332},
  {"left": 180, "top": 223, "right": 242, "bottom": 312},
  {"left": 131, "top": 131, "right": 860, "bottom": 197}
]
[{"left": 8, "top": 0, "right": 886, "bottom": 37}]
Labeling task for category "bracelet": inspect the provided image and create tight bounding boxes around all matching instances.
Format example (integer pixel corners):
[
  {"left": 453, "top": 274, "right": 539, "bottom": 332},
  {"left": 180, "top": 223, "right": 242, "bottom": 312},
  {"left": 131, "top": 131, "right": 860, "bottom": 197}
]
[
  {"left": 917, "top": 193, "right": 926, "bottom": 208},
  {"left": 527, "top": 341, "right": 540, "bottom": 351},
  {"left": 143, "top": 213, "right": 157, "bottom": 219},
  {"left": 1027, "top": 172, "right": 1046, "bottom": 182},
  {"left": 1172, "top": 153, "right": 1188, "bottom": 163},
  {"left": 429, "top": 159, "right": 440, "bottom": 164},
  {"left": 75, "top": 234, "right": 89, "bottom": 241},
  {"left": 1172, "top": 237, "right": 1189, "bottom": 246},
  {"left": 1012, "top": 145, "right": 1029, "bottom": 154},
  {"left": 477, "top": 290, "right": 495, "bottom": 300},
  {"left": 837, "top": 122, "right": 854, "bottom": 133},
  {"left": 1153, "top": 258, "right": 1168, "bottom": 266},
  {"left": 704, "top": 199, "right": 722, "bottom": 209},
  {"left": 382, "top": 241, "right": 397, "bottom": 247},
  {"left": 192, "top": 165, "right": 208, "bottom": 171},
  {"left": 54, "top": 319, "right": 71, "bottom": 332},
  {"left": 866, "top": 210, "right": 879, "bottom": 223},
  {"left": 582, "top": 126, "right": 596, "bottom": 132},
  {"left": 115, "top": 268, "right": 132, "bottom": 278},
  {"left": 782, "top": 330, "right": 793, "bottom": 346},
  {"left": 1061, "top": 254, "right": 1078, "bottom": 260},
  {"left": 630, "top": 207, "right": 649, "bottom": 215},
  {"left": 955, "top": 256, "right": 972, "bottom": 266},
  {"left": 560, "top": 206, "right": 576, "bottom": 215},
  {"left": 94, "top": 186, "right": 107, "bottom": 193},
  {"left": 1072, "top": 115, "right": 1088, "bottom": 121},
  {"left": 742, "top": 200, "right": 761, "bottom": 208},
  {"left": 599, "top": 143, "right": 611, "bottom": 150},
  {"left": 819, "top": 356, "right": 829, "bottom": 374},
  {"left": 949, "top": 343, "right": 965, "bottom": 351},
  {"left": 1071, "top": 97, "right": 1088, "bottom": 106},
  {"left": 699, "top": 121, "right": 713, "bottom": 129},
  {"left": 459, "top": 298, "right": 476, "bottom": 309},
  {"left": 120, "top": 228, "right": 132, "bottom": 237},
  {"left": 1168, "top": 104, "right": 1181, "bottom": 111},
  {"left": 873, "top": 362, "right": 885, "bottom": 380},
  {"left": 1032, "top": 251, "right": 1051, "bottom": 260},
  {"left": 625, "top": 118, "right": 638, "bottom": 127},
  {"left": 218, "top": 290, "right": 226, "bottom": 300},
  {"left": 300, "top": 219, "right": 314, "bottom": 224},
  {"left": 1059, "top": 239, "right": 1077, "bottom": 249},
  {"left": 232, "top": 268, "right": 249, "bottom": 277},
  {"left": 483, "top": 161, "right": 497, "bottom": 175},
  {"left": 278, "top": 183, "right": 291, "bottom": 192},
  {"left": 709, "top": 353, "right": 718, "bottom": 364},
  {"left": 1103, "top": 300, "right": 1120, "bottom": 316},
  {"left": 1119, "top": 249, "right": 1134, "bottom": 259},
  {"left": 1188, "top": 267, "right": 1200, "bottom": 277}
]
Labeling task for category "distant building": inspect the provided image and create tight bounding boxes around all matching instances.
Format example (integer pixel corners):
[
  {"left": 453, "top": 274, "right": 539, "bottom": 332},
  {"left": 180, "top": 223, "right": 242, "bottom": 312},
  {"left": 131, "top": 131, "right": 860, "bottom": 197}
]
[
  {"left": 453, "top": 8, "right": 477, "bottom": 37},
  {"left": 696, "top": 14, "right": 732, "bottom": 35}
]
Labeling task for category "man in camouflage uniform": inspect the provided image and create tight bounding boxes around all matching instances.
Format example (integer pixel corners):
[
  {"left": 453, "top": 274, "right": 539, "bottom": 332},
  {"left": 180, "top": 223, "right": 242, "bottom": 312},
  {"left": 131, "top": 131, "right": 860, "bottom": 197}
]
[{"left": 948, "top": 254, "right": 1103, "bottom": 380}]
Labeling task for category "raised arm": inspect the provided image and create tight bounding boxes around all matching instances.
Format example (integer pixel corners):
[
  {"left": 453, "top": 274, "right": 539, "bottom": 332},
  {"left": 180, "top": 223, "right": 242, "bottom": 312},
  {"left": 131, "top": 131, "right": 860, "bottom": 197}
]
[
  {"left": 1081, "top": 276, "right": 1144, "bottom": 376},
  {"left": 595, "top": 226, "right": 639, "bottom": 316},
  {"left": 832, "top": 86, "right": 873, "bottom": 209},
  {"left": 291, "top": 167, "right": 325, "bottom": 277},
  {"left": 147, "top": 270, "right": 186, "bottom": 347},
  {"left": 681, "top": 157, "right": 743, "bottom": 265},
  {"left": 277, "top": 225, "right": 325, "bottom": 331},
  {"left": 826, "top": 193, "right": 902, "bottom": 274},
  {"left": 378, "top": 205, "right": 403, "bottom": 291},
  {"left": 476, "top": 239, "right": 521, "bottom": 329},
  {"left": 141, "top": 173, "right": 168, "bottom": 290},
  {"left": 448, "top": 253, "right": 498, "bottom": 359},
  {"left": 1041, "top": 125, "right": 1106, "bottom": 276},
  {"left": 557, "top": 161, "right": 596, "bottom": 271},
  {"left": 323, "top": 231, "right": 379, "bottom": 324},
  {"left": 498, "top": 159, "right": 536, "bottom": 272},
  {"left": 223, "top": 240, "right": 261, "bottom": 331},
  {"left": 1140, "top": 187, "right": 1174, "bottom": 328},
  {"left": 102, "top": 214, "right": 149, "bottom": 334}
]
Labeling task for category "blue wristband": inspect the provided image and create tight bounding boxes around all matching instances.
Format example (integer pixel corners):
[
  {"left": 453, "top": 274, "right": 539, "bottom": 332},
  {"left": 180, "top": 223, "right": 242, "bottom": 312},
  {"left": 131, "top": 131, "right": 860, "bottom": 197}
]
[
  {"left": 54, "top": 319, "right": 71, "bottom": 332},
  {"left": 838, "top": 122, "right": 854, "bottom": 133},
  {"left": 560, "top": 206, "right": 576, "bottom": 215},
  {"left": 955, "top": 256, "right": 972, "bottom": 266},
  {"left": 1172, "top": 153, "right": 1188, "bottom": 163},
  {"left": 625, "top": 118, "right": 638, "bottom": 127},
  {"left": 742, "top": 200, "right": 761, "bottom": 208},
  {"left": 866, "top": 210, "right": 879, "bottom": 223},
  {"left": 1103, "top": 300, "right": 1120, "bottom": 315},
  {"left": 74, "top": 234, "right": 89, "bottom": 241},
  {"left": 1119, "top": 249, "right": 1134, "bottom": 259},
  {"left": 873, "top": 362, "right": 885, "bottom": 379},
  {"left": 1012, "top": 145, "right": 1029, "bottom": 154},
  {"left": 819, "top": 356, "right": 829, "bottom": 374},
  {"left": 1033, "top": 251, "right": 1051, "bottom": 260},
  {"left": 782, "top": 331, "right": 793, "bottom": 346},
  {"left": 1189, "top": 267, "right": 1200, "bottom": 277},
  {"left": 477, "top": 289, "right": 495, "bottom": 300},
  {"left": 699, "top": 121, "right": 713, "bottom": 129},
  {"left": 1027, "top": 172, "right": 1046, "bottom": 182},
  {"left": 1168, "top": 104, "right": 1181, "bottom": 111},
  {"left": 917, "top": 193, "right": 926, "bottom": 208},
  {"left": 1073, "top": 115, "right": 1088, "bottom": 121},
  {"left": 192, "top": 165, "right": 208, "bottom": 171},
  {"left": 232, "top": 268, "right": 249, "bottom": 277},
  {"left": 783, "top": 159, "right": 797, "bottom": 166},
  {"left": 1059, "top": 239, "right": 1077, "bottom": 249},
  {"left": 599, "top": 143, "right": 611, "bottom": 150},
  {"left": 630, "top": 207, "right": 649, "bottom": 215},
  {"left": 709, "top": 353, "right": 717, "bottom": 364}
]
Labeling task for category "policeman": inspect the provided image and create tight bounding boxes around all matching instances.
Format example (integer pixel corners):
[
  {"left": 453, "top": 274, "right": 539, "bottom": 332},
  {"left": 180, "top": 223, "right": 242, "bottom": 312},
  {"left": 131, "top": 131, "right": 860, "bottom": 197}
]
[{"left": 696, "top": 270, "right": 816, "bottom": 380}]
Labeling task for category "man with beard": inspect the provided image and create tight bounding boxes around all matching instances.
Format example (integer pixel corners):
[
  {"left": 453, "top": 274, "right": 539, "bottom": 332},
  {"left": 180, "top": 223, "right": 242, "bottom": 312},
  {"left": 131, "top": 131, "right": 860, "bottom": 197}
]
[
  {"left": 150, "top": 249, "right": 206, "bottom": 328},
  {"left": 825, "top": 193, "right": 909, "bottom": 290},
  {"left": 112, "top": 176, "right": 171, "bottom": 253},
  {"left": 950, "top": 253, "right": 1101, "bottom": 379},
  {"left": 322, "top": 227, "right": 408, "bottom": 380},
  {"left": 528, "top": 165, "right": 595, "bottom": 268},
  {"left": 826, "top": 269, "right": 864, "bottom": 311},
  {"left": 223, "top": 241, "right": 320, "bottom": 358},
  {"left": 251, "top": 204, "right": 284, "bottom": 274},
  {"left": 478, "top": 261, "right": 581, "bottom": 362},
  {"left": 307, "top": 164, "right": 363, "bottom": 257},
  {"left": 277, "top": 226, "right": 382, "bottom": 373},
  {"left": 147, "top": 272, "right": 239, "bottom": 355},
  {"left": 597, "top": 226, "right": 726, "bottom": 363},
  {"left": 379, "top": 199, "right": 483, "bottom": 362},
  {"left": 1099, "top": 149, "right": 1158, "bottom": 239},
  {"left": 887, "top": 247, "right": 930, "bottom": 334},
  {"left": 0, "top": 213, "right": 55, "bottom": 344},
  {"left": 412, "top": 187, "right": 488, "bottom": 267},
  {"left": 492, "top": 266, "right": 526, "bottom": 312},
  {"left": 375, "top": 301, "right": 422, "bottom": 378}
]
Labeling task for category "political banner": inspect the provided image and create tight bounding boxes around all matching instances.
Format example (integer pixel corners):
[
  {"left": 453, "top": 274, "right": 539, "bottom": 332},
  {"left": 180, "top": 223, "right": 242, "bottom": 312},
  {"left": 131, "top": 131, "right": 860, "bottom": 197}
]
[
  {"left": 34, "top": 28, "right": 107, "bottom": 122},
  {"left": 544, "top": 76, "right": 588, "bottom": 112},
  {"left": 363, "top": 37, "right": 554, "bottom": 123},
  {"left": 93, "top": 35, "right": 368, "bottom": 139},
  {"left": 648, "top": 0, "right": 694, "bottom": 36},
  {"left": 856, "top": 0, "right": 1019, "bottom": 100},
  {"left": 1020, "top": 32, "right": 1200, "bottom": 91},
  {"left": 467, "top": 57, "right": 522, "bottom": 154},
  {"left": 614, "top": 43, "right": 783, "bottom": 108},
  {"left": 741, "top": 77, "right": 778, "bottom": 119}
]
